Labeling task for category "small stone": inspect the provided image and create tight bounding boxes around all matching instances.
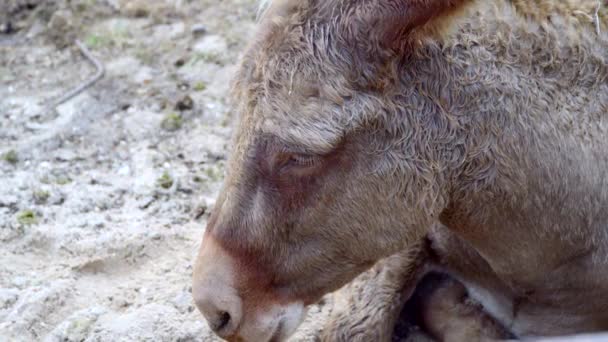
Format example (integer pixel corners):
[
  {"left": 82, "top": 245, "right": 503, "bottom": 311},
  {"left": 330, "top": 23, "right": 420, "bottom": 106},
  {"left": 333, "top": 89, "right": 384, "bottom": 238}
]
[
  {"left": 118, "top": 298, "right": 131, "bottom": 308},
  {"left": 177, "top": 186, "right": 193, "bottom": 194},
  {"left": 0, "top": 22, "right": 14, "bottom": 34},
  {"left": 175, "top": 95, "right": 194, "bottom": 111},
  {"left": 192, "top": 203, "right": 207, "bottom": 220},
  {"left": 174, "top": 57, "right": 187, "bottom": 68},
  {"left": 177, "top": 82, "right": 189, "bottom": 91},
  {"left": 122, "top": 2, "right": 150, "bottom": 18},
  {"left": 93, "top": 221, "right": 105, "bottom": 229},
  {"left": 138, "top": 196, "right": 156, "bottom": 209},
  {"left": 191, "top": 24, "right": 207, "bottom": 36}
]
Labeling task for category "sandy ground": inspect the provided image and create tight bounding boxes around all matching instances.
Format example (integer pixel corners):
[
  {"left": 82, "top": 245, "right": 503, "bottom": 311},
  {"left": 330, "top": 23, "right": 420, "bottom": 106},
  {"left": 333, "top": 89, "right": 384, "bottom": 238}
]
[
  {"left": 4, "top": 2, "right": 608, "bottom": 342},
  {"left": 0, "top": 1, "right": 336, "bottom": 340}
]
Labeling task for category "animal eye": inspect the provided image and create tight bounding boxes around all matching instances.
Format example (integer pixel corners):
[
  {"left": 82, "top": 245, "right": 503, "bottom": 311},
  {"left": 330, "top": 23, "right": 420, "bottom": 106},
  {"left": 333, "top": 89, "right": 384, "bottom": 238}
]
[
  {"left": 273, "top": 149, "right": 326, "bottom": 175},
  {"left": 287, "top": 153, "right": 319, "bottom": 167}
]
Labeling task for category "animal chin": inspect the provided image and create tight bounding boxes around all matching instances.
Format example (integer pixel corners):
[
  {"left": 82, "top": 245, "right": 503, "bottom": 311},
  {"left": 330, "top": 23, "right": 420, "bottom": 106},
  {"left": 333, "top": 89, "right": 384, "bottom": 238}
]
[
  {"left": 271, "top": 302, "right": 306, "bottom": 342},
  {"left": 237, "top": 302, "right": 306, "bottom": 342}
]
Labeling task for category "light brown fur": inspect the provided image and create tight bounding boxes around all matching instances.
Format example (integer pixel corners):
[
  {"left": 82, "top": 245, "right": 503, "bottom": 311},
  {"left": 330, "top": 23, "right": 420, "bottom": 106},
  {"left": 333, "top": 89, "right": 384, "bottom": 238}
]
[
  {"left": 192, "top": 0, "right": 608, "bottom": 340},
  {"left": 418, "top": 275, "right": 510, "bottom": 342},
  {"left": 321, "top": 242, "right": 428, "bottom": 341},
  {"left": 321, "top": 228, "right": 513, "bottom": 342}
]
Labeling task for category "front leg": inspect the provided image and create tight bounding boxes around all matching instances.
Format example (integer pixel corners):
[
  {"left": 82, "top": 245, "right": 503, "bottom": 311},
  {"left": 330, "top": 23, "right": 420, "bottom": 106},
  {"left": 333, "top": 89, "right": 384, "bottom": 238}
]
[
  {"left": 321, "top": 240, "right": 429, "bottom": 342},
  {"left": 418, "top": 275, "right": 513, "bottom": 342}
]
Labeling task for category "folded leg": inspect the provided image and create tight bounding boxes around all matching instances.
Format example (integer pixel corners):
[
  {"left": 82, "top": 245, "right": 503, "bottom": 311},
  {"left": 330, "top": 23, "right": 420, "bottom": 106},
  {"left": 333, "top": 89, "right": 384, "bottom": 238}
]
[
  {"left": 321, "top": 240, "right": 429, "bottom": 342},
  {"left": 417, "top": 275, "right": 512, "bottom": 342}
]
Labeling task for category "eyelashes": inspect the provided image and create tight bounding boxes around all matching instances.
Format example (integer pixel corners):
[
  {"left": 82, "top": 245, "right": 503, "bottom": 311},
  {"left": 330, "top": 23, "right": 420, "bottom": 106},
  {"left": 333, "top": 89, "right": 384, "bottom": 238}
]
[
  {"left": 287, "top": 153, "right": 320, "bottom": 167},
  {"left": 274, "top": 152, "right": 323, "bottom": 175}
]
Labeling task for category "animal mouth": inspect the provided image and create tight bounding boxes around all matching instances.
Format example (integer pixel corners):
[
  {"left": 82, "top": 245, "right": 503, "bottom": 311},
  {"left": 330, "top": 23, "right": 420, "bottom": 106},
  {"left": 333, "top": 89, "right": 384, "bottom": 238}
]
[{"left": 268, "top": 320, "right": 284, "bottom": 342}]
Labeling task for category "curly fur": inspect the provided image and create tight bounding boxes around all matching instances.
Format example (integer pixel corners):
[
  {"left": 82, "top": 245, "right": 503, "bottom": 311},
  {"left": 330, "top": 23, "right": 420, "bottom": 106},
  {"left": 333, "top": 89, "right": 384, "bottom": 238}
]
[{"left": 195, "top": 0, "right": 608, "bottom": 340}]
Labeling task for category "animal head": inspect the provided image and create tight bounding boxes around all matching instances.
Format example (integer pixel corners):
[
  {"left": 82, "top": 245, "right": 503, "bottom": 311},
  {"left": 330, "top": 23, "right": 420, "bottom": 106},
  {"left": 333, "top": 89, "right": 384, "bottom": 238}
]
[{"left": 192, "top": 0, "right": 472, "bottom": 340}]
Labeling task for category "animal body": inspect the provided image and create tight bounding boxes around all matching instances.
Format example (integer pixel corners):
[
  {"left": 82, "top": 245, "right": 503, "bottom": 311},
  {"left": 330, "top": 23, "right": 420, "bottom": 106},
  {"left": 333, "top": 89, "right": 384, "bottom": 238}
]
[
  {"left": 322, "top": 234, "right": 512, "bottom": 342},
  {"left": 192, "top": 0, "right": 608, "bottom": 341}
]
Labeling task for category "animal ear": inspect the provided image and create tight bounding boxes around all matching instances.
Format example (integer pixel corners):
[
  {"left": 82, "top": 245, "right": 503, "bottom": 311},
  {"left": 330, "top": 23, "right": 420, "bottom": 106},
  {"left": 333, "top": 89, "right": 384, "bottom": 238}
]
[{"left": 365, "top": 0, "right": 472, "bottom": 49}]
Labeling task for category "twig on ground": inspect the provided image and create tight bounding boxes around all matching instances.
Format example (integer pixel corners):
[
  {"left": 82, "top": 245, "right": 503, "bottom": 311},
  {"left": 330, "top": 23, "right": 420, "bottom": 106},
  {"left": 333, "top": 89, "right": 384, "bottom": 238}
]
[
  {"left": 42, "top": 39, "right": 105, "bottom": 115},
  {"left": 595, "top": 0, "right": 602, "bottom": 36}
]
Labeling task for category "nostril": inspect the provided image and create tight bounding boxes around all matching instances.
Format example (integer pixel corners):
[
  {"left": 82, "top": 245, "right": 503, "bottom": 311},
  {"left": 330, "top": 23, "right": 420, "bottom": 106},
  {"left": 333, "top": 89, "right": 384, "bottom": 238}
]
[
  {"left": 208, "top": 310, "right": 232, "bottom": 334},
  {"left": 192, "top": 285, "right": 242, "bottom": 337},
  {"left": 216, "top": 311, "right": 231, "bottom": 332}
]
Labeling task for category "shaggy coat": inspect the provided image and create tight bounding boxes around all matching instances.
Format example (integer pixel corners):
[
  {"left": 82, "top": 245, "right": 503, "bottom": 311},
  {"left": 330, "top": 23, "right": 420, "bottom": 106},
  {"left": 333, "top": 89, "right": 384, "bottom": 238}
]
[{"left": 192, "top": 0, "right": 608, "bottom": 341}]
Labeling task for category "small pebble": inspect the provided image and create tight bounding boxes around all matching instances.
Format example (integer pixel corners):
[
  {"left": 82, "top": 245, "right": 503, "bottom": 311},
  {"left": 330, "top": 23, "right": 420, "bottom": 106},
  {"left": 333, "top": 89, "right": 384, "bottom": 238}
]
[
  {"left": 174, "top": 57, "right": 187, "bottom": 67},
  {"left": 177, "top": 82, "right": 189, "bottom": 91},
  {"left": 191, "top": 24, "right": 207, "bottom": 36},
  {"left": 175, "top": 95, "right": 194, "bottom": 111},
  {"left": 0, "top": 22, "right": 14, "bottom": 34}
]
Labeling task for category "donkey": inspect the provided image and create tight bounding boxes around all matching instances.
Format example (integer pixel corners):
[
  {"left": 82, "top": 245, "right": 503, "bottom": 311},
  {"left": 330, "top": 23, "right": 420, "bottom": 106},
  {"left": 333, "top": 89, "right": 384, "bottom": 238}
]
[{"left": 192, "top": 0, "right": 608, "bottom": 340}]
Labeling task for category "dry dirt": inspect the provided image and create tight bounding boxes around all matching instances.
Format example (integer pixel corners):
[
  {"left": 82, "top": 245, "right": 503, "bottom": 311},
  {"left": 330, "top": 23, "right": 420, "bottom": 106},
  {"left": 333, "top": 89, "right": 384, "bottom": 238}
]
[
  {"left": 4, "top": 2, "right": 607, "bottom": 342},
  {"left": 0, "top": 1, "right": 337, "bottom": 341},
  {"left": 0, "top": 0, "right": 438, "bottom": 340}
]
